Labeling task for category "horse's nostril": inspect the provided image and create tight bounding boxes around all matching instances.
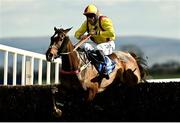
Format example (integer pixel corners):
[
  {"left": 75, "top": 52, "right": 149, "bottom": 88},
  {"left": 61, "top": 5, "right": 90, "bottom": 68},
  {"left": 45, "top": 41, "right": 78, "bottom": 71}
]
[
  {"left": 46, "top": 53, "right": 53, "bottom": 61},
  {"left": 49, "top": 53, "right": 53, "bottom": 58}
]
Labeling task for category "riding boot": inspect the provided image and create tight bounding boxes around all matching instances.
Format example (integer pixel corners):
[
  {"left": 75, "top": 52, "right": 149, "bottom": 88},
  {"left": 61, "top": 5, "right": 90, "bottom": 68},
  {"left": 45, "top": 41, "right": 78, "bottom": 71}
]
[
  {"left": 96, "top": 50, "right": 110, "bottom": 79},
  {"left": 95, "top": 50, "right": 105, "bottom": 63}
]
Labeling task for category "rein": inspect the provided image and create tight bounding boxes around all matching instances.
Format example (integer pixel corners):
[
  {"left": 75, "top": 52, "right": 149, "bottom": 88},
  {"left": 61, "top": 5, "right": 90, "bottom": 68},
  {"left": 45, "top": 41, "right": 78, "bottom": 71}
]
[{"left": 58, "top": 35, "right": 91, "bottom": 55}]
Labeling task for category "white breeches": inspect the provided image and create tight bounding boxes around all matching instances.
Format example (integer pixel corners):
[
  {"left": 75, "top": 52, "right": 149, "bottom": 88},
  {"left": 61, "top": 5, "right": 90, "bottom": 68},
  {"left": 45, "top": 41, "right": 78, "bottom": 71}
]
[{"left": 80, "top": 41, "right": 115, "bottom": 55}]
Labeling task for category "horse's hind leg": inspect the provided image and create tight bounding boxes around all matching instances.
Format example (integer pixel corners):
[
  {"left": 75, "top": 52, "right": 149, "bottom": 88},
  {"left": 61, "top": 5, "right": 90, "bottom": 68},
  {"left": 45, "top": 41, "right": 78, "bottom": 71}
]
[
  {"left": 123, "top": 69, "right": 138, "bottom": 86},
  {"left": 113, "top": 68, "right": 124, "bottom": 84},
  {"left": 84, "top": 82, "right": 99, "bottom": 101}
]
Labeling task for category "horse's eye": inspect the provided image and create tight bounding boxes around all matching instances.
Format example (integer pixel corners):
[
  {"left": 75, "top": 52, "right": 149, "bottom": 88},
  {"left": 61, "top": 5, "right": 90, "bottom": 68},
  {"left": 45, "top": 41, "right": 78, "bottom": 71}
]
[
  {"left": 50, "top": 40, "right": 54, "bottom": 45},
  {"left": 60, "top": 35, "right": 65, "bottom": 38}
]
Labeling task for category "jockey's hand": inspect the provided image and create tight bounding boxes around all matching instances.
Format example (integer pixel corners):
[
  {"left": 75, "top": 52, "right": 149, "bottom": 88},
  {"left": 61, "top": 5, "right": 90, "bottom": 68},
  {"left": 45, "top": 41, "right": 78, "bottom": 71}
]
[
  {"left": 80, "top": 35, "right": 90, "bottom": 40},
  {"left": 89, "top": 30, "right": 98, "bottom": 35}
]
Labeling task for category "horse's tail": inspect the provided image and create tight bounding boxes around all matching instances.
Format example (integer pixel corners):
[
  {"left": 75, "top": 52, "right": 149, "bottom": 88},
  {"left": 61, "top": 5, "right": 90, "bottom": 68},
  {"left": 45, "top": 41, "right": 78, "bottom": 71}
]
[{"left": 129, "top": 52, "right": 148, "bottom": 81}]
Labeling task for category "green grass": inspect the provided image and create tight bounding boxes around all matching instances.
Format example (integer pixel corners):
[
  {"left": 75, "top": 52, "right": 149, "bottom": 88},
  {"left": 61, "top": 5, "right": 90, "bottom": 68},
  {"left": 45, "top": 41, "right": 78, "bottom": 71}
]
[{"left": 150, "top": 73, "right": 180, "bottom": 79}]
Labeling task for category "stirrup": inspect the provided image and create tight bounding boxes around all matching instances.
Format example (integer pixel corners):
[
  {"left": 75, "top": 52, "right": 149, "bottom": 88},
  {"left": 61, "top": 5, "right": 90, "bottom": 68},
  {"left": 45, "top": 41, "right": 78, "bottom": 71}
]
[
  {"left": 101, "top": 65, "right": 110, "bottom": 79},
  {"left": 103, "top": 74, "right": 110, "bottom": 79},
  {"left": 97, "top": 73, "right": 109, "bottom": 80},
  {"left": 100, "top": 70, "right": 110, "bottom": 79}
]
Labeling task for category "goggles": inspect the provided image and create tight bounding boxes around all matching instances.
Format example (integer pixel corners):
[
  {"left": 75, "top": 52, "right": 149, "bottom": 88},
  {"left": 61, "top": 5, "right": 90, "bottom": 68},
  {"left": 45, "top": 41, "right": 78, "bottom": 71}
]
[{"left": 86, "top": 14, "right": 96, "bottom": 18}]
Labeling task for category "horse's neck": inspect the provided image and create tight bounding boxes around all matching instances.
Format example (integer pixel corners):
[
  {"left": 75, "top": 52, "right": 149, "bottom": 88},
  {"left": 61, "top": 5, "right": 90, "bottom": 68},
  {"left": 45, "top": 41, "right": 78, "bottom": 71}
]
[{"left": 61, "top": 38, "right": 80, "bottom": 71}]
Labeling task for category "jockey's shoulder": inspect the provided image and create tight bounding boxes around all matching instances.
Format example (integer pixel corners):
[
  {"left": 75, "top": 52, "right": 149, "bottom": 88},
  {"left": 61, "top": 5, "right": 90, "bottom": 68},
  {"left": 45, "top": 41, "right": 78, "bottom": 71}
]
[
  {"left": 99, "top": 15, "right": 112, "bottom": 22},
  {"left": 99, "top": 15, "right": 108, "bottom": 20}
]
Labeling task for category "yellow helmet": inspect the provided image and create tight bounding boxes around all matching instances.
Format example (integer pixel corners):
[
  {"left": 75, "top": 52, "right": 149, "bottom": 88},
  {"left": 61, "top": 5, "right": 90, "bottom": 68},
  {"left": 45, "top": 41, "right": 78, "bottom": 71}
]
[{"left": 83, "top": 4, "right": 99, "bottom": 15}]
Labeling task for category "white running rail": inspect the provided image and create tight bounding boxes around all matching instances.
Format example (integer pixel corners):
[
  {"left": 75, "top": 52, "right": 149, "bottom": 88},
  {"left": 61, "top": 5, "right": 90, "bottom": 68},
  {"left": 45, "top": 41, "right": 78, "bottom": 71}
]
[
  {"left": 147, "top": 78, "right": 180, "bottom": 83},
  {"left": 0, "top": 44, "right": 179, "bottom": 86},
  {"left": 0, "top": 44, "right": 61, "bottom": 86}
]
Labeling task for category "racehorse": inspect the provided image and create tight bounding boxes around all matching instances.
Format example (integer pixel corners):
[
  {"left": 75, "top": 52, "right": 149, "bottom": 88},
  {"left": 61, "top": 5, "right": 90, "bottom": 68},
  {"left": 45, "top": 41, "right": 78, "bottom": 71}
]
[{"left": 46, "top": 27, "right": 147, "bottom": 102}]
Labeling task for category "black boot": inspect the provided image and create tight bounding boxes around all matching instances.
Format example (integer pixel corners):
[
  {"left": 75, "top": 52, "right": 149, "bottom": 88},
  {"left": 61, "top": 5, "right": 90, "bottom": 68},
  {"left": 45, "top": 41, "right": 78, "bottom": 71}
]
[
  {"left": 95, "top": 50, "right": 105, "bottom": 63},
  {"left": 96, "top": 50, "right": 110, "bottom": 79}
]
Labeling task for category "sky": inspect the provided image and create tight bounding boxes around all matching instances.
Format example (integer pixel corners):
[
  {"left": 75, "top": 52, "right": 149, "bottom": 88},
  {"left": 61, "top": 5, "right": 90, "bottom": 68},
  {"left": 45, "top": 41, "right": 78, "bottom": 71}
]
[{"left": 0, "top": 0, "right": 180, "bottom": 39}]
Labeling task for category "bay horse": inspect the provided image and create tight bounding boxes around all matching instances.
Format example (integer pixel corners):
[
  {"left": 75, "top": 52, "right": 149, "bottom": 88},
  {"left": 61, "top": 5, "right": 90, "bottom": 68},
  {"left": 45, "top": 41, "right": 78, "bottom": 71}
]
[{"left": 46, "top": 27, "right": 147, "bottom": 101}]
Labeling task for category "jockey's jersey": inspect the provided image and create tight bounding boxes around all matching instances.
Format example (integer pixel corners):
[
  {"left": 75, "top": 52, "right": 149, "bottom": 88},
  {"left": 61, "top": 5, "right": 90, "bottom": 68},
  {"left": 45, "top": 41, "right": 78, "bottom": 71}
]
[{"left": 75, "top": 16, "right": 116, "bottom": 44}]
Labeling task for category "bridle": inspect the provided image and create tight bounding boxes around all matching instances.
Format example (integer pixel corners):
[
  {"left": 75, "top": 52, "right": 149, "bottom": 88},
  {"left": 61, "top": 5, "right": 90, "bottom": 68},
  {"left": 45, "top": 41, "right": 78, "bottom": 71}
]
[{"left": 49, "top": 29, "right": 75, "bottom": 57}]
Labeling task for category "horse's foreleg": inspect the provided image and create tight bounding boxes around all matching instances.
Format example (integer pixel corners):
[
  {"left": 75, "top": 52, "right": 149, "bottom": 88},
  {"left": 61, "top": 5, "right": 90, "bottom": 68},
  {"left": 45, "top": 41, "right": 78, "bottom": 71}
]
[{"left": 51, "top": 87, "right": 62, "bottom": 117}]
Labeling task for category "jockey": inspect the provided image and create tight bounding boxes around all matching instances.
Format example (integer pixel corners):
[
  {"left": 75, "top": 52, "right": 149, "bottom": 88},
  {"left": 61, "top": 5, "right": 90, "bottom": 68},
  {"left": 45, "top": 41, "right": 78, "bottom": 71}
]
[{"left": 75, "top": 4, "right": 116, "bottom": 79}]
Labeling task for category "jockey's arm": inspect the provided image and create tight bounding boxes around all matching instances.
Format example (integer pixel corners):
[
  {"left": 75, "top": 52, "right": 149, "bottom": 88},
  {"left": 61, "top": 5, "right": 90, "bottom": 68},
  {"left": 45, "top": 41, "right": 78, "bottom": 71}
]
[
  {"left": 75, "top": 21, "right": 87, "bottom": 40},
  {"left": 99, "top": 17, "right": 116, "bottom": 40}
]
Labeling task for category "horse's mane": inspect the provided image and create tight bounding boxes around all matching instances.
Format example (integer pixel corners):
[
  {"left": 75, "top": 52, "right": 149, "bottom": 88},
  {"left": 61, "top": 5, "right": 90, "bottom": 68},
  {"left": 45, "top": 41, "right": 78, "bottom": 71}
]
[
  {"left": 60, "top": 36, "right": 80, "bottom": 71},
  {"left": 58, "top": 36, "right": 73, "bottom": 53}
]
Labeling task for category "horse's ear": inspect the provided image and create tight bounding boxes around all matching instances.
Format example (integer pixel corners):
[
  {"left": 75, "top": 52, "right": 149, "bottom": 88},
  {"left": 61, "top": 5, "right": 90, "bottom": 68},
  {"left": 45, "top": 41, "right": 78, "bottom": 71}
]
[
  {"left": 54, "top": 27, "right": 58, "bottom": 32},
  {"left": 64, "top": 27, "right": 73, "bottom": 34}
]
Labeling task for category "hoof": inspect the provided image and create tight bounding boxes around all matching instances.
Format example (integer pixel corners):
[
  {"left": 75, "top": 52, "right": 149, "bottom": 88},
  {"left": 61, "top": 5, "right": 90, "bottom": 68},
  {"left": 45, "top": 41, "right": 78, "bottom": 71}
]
[{"left": 53, "top": 108, "right": 62, "bottom": 118}]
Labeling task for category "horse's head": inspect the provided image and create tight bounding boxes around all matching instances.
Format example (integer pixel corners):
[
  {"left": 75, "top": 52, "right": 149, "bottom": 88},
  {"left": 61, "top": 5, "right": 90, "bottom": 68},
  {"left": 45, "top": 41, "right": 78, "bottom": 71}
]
[{"left": 46, "top": 27, "right": 72, "bottom": 62}]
